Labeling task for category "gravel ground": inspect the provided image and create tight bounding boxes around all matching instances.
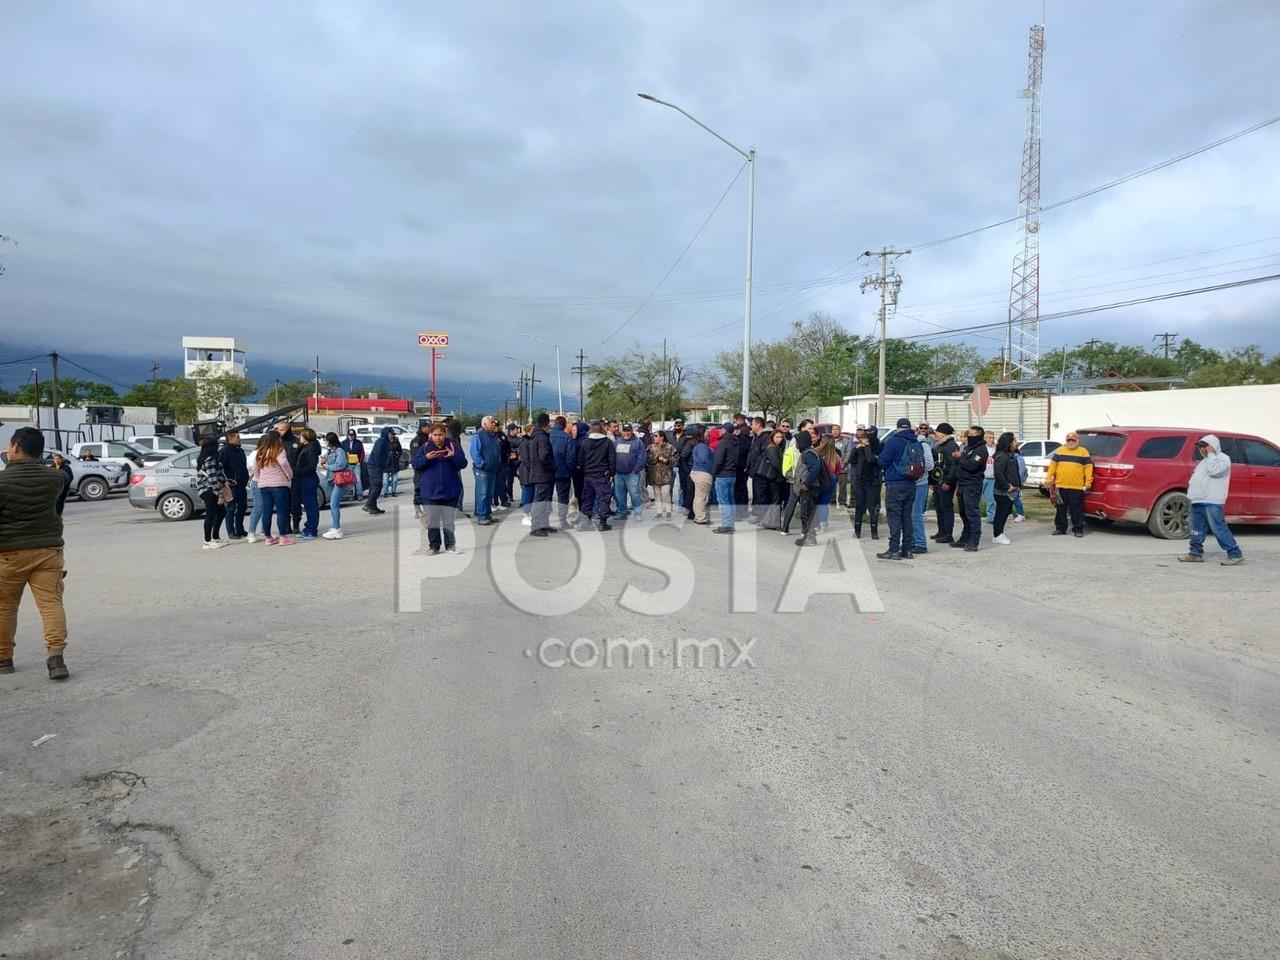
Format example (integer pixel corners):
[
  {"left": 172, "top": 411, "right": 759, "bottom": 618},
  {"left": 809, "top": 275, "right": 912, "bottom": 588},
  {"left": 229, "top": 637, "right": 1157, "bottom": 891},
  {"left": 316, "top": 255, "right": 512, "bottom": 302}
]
[{"left": 1, "top": 485, "right": 1277, "bottom": 960}]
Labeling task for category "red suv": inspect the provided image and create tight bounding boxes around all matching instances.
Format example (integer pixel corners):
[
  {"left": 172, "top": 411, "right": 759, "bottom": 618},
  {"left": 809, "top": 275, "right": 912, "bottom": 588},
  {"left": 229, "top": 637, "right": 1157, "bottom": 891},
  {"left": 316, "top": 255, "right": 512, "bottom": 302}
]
[{"left": 1074, "top": 427, "right": 1280, "bottom": 538}]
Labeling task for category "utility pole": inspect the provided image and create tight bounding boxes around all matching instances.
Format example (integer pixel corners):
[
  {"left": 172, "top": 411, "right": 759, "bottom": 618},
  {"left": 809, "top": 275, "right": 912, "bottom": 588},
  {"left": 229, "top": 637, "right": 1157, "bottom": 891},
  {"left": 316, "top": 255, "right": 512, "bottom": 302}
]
[
  {"left": 273, "top": 378, "right": 283, "bottom": 407},
  {"left": 1153, "top": 331, "right": 1178, "bottom": 358},
  {"left": 49, "top": 352, "right": 60, "bottom": 439},
  {"left": 860, "top": 248, "right": 909, "bottom": 425},
  {"left": 1083, "top": 338, "right": 1102, "bottom": 378},
  {"left": 1006, "top": 21, "right": 1046, "bottom": 380},
  {"left": 572, "top": 348, "right": 587, "bottom": 418},
  {"left": 529, "top": 363, "right": 539, "bottom": 414},
  {"left": 662, "top": 338, "right": 669, "bottom": 427},
  {"left": 30, "top": 369, "right": 41, "bottom": 433},
  {"left": 150, "top": 362, "right": 161, "bottom": 382},
  {"left": 312, "top": 356, "right": 323, "bottom": 415}
]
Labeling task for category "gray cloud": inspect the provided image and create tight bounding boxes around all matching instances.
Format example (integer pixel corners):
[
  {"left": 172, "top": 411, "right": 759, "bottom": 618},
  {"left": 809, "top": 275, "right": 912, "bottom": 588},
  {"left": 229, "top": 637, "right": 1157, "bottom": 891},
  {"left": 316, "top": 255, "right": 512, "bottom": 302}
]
[{"left": 1, "top": 0, "right": 1277, "bottom": 392}]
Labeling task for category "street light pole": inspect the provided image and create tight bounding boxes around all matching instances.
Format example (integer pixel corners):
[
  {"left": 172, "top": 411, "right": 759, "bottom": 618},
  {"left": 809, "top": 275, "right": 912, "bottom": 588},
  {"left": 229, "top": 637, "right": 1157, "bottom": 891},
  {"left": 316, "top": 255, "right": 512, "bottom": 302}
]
[
  {"left": 638, "top": 93, "right": 754, "bottom": 414},
  {"left": 521, "top": 333, "right": 563, "bottom": 414}
]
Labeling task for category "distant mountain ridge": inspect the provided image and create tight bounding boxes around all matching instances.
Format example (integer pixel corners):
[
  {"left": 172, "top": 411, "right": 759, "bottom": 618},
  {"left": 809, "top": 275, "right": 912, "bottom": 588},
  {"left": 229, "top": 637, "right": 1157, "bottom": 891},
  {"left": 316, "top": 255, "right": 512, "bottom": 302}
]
[{"left": 0, "top": 343, "right": 529, "bottom": 411}]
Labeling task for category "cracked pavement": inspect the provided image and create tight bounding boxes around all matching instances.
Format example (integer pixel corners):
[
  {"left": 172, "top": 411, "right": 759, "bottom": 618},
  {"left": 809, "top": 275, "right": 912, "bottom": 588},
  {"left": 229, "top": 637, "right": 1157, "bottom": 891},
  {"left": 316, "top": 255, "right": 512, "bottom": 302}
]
[{"left": 1, "top": 491, "right": 1278, "bottom": 959}]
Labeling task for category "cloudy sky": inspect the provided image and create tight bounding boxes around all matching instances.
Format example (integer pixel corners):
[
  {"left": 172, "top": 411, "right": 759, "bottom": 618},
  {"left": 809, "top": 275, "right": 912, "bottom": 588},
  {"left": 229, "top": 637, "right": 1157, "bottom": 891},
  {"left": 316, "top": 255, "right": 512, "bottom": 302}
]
[{"left": 2, "top": 0, "right": 1278, "bottom": 400}]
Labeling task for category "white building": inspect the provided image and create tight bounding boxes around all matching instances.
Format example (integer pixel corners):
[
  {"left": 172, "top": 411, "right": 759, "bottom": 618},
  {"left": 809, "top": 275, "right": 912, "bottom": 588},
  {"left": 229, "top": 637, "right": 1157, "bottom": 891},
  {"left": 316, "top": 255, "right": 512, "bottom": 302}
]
[{"left": 183, "top": 336, "right": 246, "bottom": 380}]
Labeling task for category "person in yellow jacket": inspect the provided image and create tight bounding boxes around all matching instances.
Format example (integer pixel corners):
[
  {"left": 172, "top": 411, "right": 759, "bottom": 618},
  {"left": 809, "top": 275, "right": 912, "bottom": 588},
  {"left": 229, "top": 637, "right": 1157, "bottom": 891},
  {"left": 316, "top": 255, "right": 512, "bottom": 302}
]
[{"left": 1046, "top": 431, "right": 1093, "bottom": 538}]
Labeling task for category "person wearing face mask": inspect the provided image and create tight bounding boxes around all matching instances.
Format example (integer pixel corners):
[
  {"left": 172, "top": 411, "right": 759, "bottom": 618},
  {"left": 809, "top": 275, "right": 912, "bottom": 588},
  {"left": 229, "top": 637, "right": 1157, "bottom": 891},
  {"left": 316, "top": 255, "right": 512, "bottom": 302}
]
[
  {"left": 1046, "top": 432, "right": 1092, "bottom": 538},
  {"left": 950, "top": 425, "right": 989, "bottom": 552},
  {"left": 850, "top": 425, "right": 883, "bottom": 540},
  {"left": 930, "top": 424, "right": 959, "bottom": 544},
  {"left": 1178, "top": 435, "right": 1244, "bottom": 565}
]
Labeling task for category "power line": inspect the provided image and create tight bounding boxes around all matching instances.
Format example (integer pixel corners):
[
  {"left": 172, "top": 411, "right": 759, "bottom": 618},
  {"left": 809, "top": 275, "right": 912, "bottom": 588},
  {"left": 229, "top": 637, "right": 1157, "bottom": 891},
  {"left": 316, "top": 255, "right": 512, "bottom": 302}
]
[
  {"left": 909, "top": 113, "right": 1280, "bottom": 252},
  {"left": 56, "top": 355, "right": 134, "bottom": 390},
  {"left": 898, "top": 272, "right": 1280, "bottom": 342},
  {"left": 597, "top": 159, "right": 748, "bottom": 346},
  {"left": 0, "top": 355, "right": 46, "bottom": 367}
]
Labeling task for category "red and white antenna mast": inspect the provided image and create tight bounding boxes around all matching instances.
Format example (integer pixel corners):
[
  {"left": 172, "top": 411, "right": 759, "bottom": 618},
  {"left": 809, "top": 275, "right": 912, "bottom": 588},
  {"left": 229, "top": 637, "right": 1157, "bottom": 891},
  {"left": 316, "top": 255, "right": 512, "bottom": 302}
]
[{"left": 1006, "top": 22, "right": 1045, "bottom": 380}]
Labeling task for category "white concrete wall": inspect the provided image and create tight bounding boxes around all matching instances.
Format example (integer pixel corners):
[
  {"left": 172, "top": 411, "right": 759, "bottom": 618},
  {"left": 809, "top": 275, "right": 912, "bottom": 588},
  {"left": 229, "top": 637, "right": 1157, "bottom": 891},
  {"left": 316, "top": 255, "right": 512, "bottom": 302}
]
[{"left": 1050, "top": 385, "right": 1280, "bottom": 445}]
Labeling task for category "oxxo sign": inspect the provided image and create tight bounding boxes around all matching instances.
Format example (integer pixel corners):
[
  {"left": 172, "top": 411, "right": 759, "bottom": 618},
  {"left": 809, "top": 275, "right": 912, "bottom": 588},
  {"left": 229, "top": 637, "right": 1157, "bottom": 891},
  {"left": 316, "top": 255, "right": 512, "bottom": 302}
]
[{"left": 418, "top": 332, "right": 449, "bottom": 348}]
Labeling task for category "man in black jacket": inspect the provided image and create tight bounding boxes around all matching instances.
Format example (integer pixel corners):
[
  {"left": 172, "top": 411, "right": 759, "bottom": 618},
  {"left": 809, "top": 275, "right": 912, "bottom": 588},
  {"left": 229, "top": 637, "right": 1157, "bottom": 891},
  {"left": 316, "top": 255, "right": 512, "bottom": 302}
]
[
  {"left": 733, "top": 418, "right": 751, "bottom": 519},
  {"left": 577, "top": 420, "right": 616, "bottom": 530},
  {"left": 671, "top": 421, "right": 695, "bottom": 520},
  {"left": 931, "top": 423, "right": 960, "bottom": 544},
  {"left": 745, "top": 417, "right": 770, "bottom": 523},
  {"left": 525, "top": 413, "right": 556, "bottom": 537},
  {"left": 850, "top": 425, "right": 883, "bottom": 539},
  {"left": 950, "top": 425, "right": 988, "bottom": 552},
  {"left": 218, "top": 432, "right": 250, "bottom": 539},
  {"left": 275, "top": 421, "right": 301, "bottom": 533}
]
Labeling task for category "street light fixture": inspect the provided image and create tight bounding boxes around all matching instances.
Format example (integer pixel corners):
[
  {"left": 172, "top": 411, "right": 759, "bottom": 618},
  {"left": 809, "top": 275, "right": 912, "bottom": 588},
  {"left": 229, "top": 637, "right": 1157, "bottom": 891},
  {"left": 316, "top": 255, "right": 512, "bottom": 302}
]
[
  {"left": 638, "top": 92, "right": 755, "bottom": 414},
  {"left": 521, "top": 333, "right": 563, "bottom": 414}
]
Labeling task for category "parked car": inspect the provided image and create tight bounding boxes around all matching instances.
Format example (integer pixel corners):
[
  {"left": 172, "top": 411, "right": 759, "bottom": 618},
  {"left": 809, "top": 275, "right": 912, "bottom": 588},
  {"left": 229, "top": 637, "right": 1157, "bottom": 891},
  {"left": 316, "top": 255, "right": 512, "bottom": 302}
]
[
  {"left": 1072, "top": 427, "right": 1280, "bottom": 538},
  {"left": 349, "top": 424, "right": 412, "bottom": 469},
  {"left": 130, "top": 447, "right": 259, "bottom": 520},
  {"left": 0, "top": 449, "right": 130, "bottom": 501},
  {"left": 1016, "top": 439, "right": 1061, "bottom": 494},
  {"left": 129, "top": 435, "right": 196, "bottom": 454},
  {"left": 71, "top": 440, "right": 167, "bottom": 471}
]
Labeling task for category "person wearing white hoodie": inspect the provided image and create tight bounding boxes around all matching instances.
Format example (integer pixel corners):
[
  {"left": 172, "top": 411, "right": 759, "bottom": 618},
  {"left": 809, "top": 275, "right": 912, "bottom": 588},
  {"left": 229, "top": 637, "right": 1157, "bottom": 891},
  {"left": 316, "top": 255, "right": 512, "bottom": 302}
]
[{"left": 1179, "top": 434, "right": 1244, "bottom": 566}]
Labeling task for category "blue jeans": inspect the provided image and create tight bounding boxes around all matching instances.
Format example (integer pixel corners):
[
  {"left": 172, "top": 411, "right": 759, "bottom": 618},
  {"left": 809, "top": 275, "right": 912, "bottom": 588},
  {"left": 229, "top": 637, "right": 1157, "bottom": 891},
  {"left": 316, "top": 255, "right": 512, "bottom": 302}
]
[
  {"left": 912, "top": 482, "right": 929, "bottom": 550},
  {"left": 259, "top": 486, "right": 290, "bottom": 538},
  {"left": 247, "top": 481, "right": 264, "bottom": 535},
  {"left": 1012, "top": 489, "right": 1025, "bottom": 517},
  {"left": 473, "top": 470, "right": 497, "bottom": 520},
  {"left": 714, "top": 476, "right": 736, "bottom": 528},
  {"left": 521, "top": 482, "right": 535, "bottom": 514},
  {"left": 1189, "top": 502, "right": 1242, "bottom": 558},
  {"left": 614, "top": 472, "right": 643, "bottom": 519},
  {"left": 300, "top": 474, "right": 320, "bottom": 536},
  {"left": 385, "top": 468, "right": 399, "bottom": 495},
  {"left": 329, "top": 482, "right": 342, "bottom": 529},
  {"left": 982, "top": 476, "right": 996, "bottom": 521}
]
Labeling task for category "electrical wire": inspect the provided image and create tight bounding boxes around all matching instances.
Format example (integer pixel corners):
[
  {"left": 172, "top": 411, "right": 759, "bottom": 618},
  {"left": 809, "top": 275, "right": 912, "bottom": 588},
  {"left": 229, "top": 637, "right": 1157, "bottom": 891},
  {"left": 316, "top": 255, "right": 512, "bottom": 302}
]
[
  {"left": 0, "top": 355, "right": 47, "bottom": 367},
  {"left": 57, "top": 355, "right": 135, "bottom": 390},
  {"left": 897, "top": 273, "right": 1280, "bottom": 342},
  {"left": 908, "top": 114, "right": 1280, "bottom": 252},
  {"left": 596, "top": 160, "right": 748, "bottom": 346}
]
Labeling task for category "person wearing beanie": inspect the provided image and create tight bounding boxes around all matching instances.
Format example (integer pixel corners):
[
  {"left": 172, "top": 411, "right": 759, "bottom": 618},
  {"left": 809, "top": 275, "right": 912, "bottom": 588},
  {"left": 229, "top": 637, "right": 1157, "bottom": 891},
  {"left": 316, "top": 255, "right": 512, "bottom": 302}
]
[
  {"left": 931, "top": 423, "right": 960, "bottom": 544},
  {"left": 876, "top": 418, "right": 923, "bottom": 560}
]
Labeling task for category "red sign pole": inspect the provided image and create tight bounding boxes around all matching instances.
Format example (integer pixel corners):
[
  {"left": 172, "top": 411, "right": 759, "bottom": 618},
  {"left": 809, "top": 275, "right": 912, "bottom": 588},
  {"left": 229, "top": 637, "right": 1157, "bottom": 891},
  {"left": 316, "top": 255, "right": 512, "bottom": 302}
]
[{"left": 430, "top": 347, "right": 438, "bottom": 419}]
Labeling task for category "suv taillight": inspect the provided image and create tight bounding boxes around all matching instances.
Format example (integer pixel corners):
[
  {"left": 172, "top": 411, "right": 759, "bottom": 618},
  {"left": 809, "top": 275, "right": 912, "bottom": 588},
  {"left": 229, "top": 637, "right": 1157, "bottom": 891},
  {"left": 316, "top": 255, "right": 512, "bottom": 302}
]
[{"left": 1093, "top": 462, "right": 1134, "bottom": 479}]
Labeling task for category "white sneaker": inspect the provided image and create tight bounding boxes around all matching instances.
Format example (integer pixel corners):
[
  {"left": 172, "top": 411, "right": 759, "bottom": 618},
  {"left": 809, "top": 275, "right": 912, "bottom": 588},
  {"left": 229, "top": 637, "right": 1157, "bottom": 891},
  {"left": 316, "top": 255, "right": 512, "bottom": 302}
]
[
  {"left": 202, "top": 542, "right": 215, "bottom": 550},
  {"left": 994, "top": 533, "right": 1011, "bottom": 545},
  {"left": 1013, "top": 515, "right": 1025, "bottom": 523},
  {"left": 521, "top": 515, "right": 532, "bottom": 527},
  {"left": 208, "top": 540, "right": 227, "bottom": 550},
  {"left": 322, "top": 528, "right": 343, "bottom": 540},
  {"left": 245, "top": 533, "right": 259, "bottom": 544}
]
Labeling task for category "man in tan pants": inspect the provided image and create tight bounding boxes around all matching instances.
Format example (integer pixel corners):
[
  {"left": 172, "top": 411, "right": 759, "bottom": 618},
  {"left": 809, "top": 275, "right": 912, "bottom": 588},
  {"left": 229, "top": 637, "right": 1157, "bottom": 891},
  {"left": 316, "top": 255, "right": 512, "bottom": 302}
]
[{"left": 0, "top": 427, "right": 69, "bottom": 680}]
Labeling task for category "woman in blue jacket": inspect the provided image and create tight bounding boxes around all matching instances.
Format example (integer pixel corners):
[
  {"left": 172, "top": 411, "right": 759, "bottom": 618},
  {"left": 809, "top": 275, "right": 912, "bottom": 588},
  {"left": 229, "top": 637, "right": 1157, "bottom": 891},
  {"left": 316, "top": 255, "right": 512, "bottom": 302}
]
[{"left": 411, "top": 423, "right": 468, "bottom": 554}]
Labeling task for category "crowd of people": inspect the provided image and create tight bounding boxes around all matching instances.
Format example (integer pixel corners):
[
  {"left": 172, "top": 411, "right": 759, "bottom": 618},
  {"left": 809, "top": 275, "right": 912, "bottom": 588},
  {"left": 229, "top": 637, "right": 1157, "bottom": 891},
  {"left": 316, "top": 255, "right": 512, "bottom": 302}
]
[{"left": 0, "top": 412, "right": 1251, "bottom": 678}]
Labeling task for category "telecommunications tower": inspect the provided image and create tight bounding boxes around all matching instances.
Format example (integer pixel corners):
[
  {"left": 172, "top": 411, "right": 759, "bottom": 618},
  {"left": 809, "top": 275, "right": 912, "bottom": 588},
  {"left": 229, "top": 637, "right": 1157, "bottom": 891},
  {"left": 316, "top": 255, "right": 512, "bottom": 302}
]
[{"left": 1005, "top": 22, "right": 1045, "bottom": 380}]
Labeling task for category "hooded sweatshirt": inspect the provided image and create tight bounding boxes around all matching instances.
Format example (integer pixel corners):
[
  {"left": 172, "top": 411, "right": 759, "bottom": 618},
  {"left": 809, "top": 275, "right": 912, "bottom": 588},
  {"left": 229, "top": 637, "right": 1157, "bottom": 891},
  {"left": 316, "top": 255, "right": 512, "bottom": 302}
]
[
  {"left": 1187, "top": 434, "right": 1231, "bottom": 504},
  {"left": 580, "top": 432, "right": 617, "bottom": 477},
  {"left": 613, "top": 435, "right": 647, "bottom": 475}
]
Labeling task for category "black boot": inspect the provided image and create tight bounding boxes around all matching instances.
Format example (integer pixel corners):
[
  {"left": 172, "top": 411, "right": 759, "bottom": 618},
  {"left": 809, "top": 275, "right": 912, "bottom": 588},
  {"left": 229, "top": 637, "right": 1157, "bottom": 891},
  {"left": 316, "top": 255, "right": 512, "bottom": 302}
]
[
  {"left": 870, "top": 526, "right": 880, "bottom": 540},
  {"left": 47, "top": 654, "right": 69, "bottom": 680}
]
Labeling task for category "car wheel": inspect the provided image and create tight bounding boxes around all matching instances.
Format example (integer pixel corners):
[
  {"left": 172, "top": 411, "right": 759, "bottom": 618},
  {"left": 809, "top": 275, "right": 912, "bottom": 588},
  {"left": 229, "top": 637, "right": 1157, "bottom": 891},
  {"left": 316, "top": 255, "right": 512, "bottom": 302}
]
[
  {"left": 158, "top": 492, "right": 194, "bottom": 521},
  {"left": 78, "top": 477, "right": 109, "bottom": 501},
  {"left": 1147, "top": 491, "right": 1190, "bottom": 539}
]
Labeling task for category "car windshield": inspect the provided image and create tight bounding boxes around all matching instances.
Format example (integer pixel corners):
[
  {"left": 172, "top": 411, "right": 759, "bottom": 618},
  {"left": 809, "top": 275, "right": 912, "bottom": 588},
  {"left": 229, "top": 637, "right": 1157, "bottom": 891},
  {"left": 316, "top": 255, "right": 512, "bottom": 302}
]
[{"left": 1075, "top": 432, "right": 1127, "bottom": 459}]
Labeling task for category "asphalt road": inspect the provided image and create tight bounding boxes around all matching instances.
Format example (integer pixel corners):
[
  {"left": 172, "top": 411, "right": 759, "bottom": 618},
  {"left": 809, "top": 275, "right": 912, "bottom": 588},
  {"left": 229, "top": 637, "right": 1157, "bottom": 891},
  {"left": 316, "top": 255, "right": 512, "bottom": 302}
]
[{"left": 2, "top": 486, "right": 1278, "bottom": 959}]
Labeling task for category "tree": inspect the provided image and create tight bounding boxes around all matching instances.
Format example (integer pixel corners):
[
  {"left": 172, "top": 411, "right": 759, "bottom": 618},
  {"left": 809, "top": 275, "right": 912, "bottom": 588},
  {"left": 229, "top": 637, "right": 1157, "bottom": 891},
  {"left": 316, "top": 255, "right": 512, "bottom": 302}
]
[
  {"left": 1172, "top": 338, "right": 1223, "bottom": 376},
  {"left": 925, "top": 343, "right": 984, "bottom": 387},
  {"left": 703, "top": 340, "right": 810, "bottom": 420},
  {"left": 190, "top": 367, "right": 256, "bottom": 420},
  {"left": 120, "top": 378, "right": 198, "bottom": 424},
  {"left": 584, "top": 345, "right": 687, "bottom": 421},
  {"left": 12, "top": 377, "right": 120, "bottom": 407},
  {"left": 265, "top": 379, "right": 329, "bottom": 407},
  {"left": 1185, "top": 345, "right": 1279, "bottom": 387}
]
